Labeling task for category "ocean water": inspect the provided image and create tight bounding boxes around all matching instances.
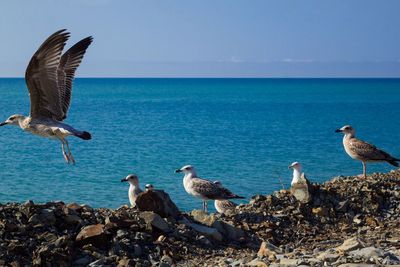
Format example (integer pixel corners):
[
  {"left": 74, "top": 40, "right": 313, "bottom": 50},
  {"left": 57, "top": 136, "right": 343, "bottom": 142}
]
[{"left": 0, "top": 78, "right": 399, "bottom": 211}]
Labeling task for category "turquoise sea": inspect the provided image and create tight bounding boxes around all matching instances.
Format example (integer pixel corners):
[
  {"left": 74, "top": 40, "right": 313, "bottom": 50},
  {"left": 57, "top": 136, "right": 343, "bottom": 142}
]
[{"left": 0, "top": 78, "right": 399, "bottom": 211}]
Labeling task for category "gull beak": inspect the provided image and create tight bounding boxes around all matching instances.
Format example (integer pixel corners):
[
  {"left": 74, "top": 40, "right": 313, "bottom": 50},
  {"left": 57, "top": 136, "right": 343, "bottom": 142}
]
[
  {"left": 288, "top": 165, "right": 293, "bottom": 169},
  {"left": 175, "top": 169, "right": 182, "bottom": 173},
  {"left": 335, "top": 129, "right": 342, "bottom": 133},
  {"left": 0, "top": 122, "right": 7, "bottom": 127},
  {"left": 121, "top": 178, "right": 128, "bottom": 182}
]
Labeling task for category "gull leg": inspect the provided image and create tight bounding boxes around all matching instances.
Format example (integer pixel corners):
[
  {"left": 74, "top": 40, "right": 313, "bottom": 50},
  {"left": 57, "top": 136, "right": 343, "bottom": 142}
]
[
  {"left": 202, "top": 201, "right": 205, "bottom": 212},
  {"left": 60, "top": 140, "right": 70, "bottom": 164},
  {"left": 205, "top": 201, "right": 208, "bottom": 213},
  {"left": 362, "top": 162, "right": 367, "bottom": 179},
  {"left": 64, "top": 140, "right": 75, "bottom": 165}
]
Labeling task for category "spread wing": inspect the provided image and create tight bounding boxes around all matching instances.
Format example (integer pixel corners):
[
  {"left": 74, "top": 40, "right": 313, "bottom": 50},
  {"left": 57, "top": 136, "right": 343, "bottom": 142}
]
[
  {"left": 349, "top": 138, "right": 394, "bottom": 161},
  {"left": 25, "top": 29, "right": 70, "bottom": 120},
  {"left": 192, "top": 177, "right": 243, "bottom": 200},
  {"left": 57, "top": 36, "right": 93, "bottom": 120}
]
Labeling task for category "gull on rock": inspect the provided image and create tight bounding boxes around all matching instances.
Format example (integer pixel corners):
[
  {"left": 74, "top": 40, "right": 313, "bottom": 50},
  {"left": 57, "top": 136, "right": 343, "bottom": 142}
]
[
  {"left": 335, "top": 125, "right": 399, "bottom": 178},
  {"left": 288, "top": 162, "right": 312, "bottom": 203},
  {"left": 175, "top": 165, "right": 244, "bottom": 212},
  {"left": 288, "top": 162, "right": 310, "bottom": 186},
  {"left": 0, "top": 29, "right": 93, "bottom": 164},
  {"left": 213, "top": 181, "right": 238, "bottom": 214},
  {"left": 121, "top": 174, "right": 143, "bottom": 207}
]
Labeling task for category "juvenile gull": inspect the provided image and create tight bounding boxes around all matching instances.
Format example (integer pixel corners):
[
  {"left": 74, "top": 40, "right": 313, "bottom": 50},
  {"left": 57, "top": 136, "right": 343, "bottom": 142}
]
[
  {"left": 121, "top": 174, "right": 143, "bottom": 207},
  {"left": 145, "top": 184, "right": 154, "bottom": 191},
  {"left": 0, "top": 29, "right": 93, "bottom": 164},
  {"left": 288, "top": 162, "right": 310, "bottom": 186},
  {"left": 175, "top": 165, "right": 244, "bottom": 212},
  {"left": 335, "top": 125, "right": 400, "bottom": 178},
  {"left": 213, "top": 181, "right": 238, "bottom": 214}
]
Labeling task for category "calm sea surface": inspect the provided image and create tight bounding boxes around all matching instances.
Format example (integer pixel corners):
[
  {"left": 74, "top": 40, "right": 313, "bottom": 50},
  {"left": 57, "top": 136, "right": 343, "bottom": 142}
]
[{"left": 0, "top": 78, "right": 399, "bottom": 211}]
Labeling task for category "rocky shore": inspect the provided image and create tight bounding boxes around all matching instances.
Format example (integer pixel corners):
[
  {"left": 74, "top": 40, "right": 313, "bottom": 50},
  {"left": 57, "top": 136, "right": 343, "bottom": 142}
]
[{"left": 0, "top": 171, "right": 399, "bottom": 266}]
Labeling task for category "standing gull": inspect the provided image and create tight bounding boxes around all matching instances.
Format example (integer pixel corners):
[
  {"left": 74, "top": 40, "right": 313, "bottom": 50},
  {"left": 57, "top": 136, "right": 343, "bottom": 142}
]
[
  {"left": 175, "top": 165, "right": 244, "bottom": 212},
  {"left": 0, "top": 29, "right": 93, "bottom": 164},
  {"left": 288, "top": 162, "right": 310, "bottom": 186},
  {"left": 213, "top": 181, "right": 238, "bottom": 214},
  {"left": 121, "top": 174, "right": 143, "bottom": 207},
  {"left": 335, "top": 125, "right": 399, "bottom": 178},
  {"left": 288, "top": 162, "right": 312, "bottom": 203}
]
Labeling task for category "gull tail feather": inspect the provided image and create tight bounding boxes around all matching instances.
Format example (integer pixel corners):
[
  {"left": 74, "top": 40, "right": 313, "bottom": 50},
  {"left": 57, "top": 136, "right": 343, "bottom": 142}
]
[
  {"left": 387, "top": 158, "right": 399, "bottom": 167},
  {"left": 230, "top": 194, "right": 245, "bottom": 199},
  {"left": 75, "top": 131, "right": 92, "bottom": 140}
]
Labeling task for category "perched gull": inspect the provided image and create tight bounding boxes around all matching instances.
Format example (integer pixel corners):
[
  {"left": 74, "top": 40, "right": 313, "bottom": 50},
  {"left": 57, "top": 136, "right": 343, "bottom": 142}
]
[
  {"left": 213, "top": 181, "right": 238, "bottom": 214},
  {"left": 175, "top": 165, "right": 244, "bottom": 212},
  {"left": 145, "top": 184, "right": 154, "bottom": 191},
  {"left": 335, "top": 125, "right": 400, "bottom": 178},
  {"left": 288, "top": 162, "right": 310, "bottom": 186},
  {"left": 0, "top": 29, "right": 93, "bottom": 164},
  {"left": 288, "top": 162, "right": 312, "bottom": 203},
  {"left": 121, "top": 174, "right": 143, "bottom": 207}
]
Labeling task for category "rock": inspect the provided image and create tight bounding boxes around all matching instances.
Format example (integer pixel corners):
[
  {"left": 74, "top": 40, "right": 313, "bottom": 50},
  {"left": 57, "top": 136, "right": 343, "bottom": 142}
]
[
  {"left": 139, "top": 211, "right": 172, "bottom": 233},
  {"left": 76, "top": 224, "right": 109, "bottom": 247},
  {"left": 335, "top": 237, "right": 364, "bottom": 252},
  {"left": 136, "top": 190, "right": 181, "bottom": 219},
  {"left": 117, "top": 258, "right": 135, "bottom": 267},
  {"left": 247, "top": 259, "right": 269, "bottom": 267},
  {"left": 258, "top": 241, "right": 283, "bottom": 257},
  {"left": 73, "top": 256, "right": 92, "bottom": 266},
  {"left": 337, "top": 264, "right": 376, "bottom": 267},
  {"left": 191, "top": 210, "right": 245, "bottom": 241},
  {"left": 317, "top": 250, "right": 340, "bottom": 262},
  {"left": 160, "top": 255, "right": 174, "bottom": 267},
  {"left": 180, "top": 217, "right": 223, "bottom": 241},
  {"left": 312, "top": 207, "right": 328, "bottom": 217},
  {"left": 350, "top": 246, "right": 384, "bottom": 258},
  {"left": 279, "top": 258, "right": 299, "bottom": 266},
  {"left": 66, "top": 202, "right": 83, "bottom": 211}
]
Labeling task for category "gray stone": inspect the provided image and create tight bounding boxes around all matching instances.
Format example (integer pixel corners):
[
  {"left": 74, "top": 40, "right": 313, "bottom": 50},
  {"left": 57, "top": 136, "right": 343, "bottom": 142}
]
[
  {"left": 73, "top": 256, "right": 92, "bottom": 266},
  {"left": 139, "top": 211, "right": 172, "bottom": 233},
  {"left": 279, "top": 258, "right": 299, "bottom": 266},
  {"left": 350, "top": 246, "right": 384, "bottom": 258},
  {"left": 179, "top": 217, "right": 222, "bottom": 241}
]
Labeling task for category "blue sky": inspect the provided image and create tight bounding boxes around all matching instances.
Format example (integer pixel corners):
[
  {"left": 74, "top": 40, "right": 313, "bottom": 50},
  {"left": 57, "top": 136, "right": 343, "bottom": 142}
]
[{"left": 1, "top": 0, "right": 400, "bottom": 77}]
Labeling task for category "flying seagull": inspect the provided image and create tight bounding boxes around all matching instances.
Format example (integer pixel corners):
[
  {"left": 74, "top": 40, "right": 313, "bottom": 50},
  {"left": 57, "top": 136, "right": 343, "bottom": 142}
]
[
  {"left": 175, "top": 165, "right": 244, "bottom": 212},
  {"left": 121, "top": 174, "right": 143, "bottom": 207},
  {"left": 0, "top": 29, "right": 93, "bottom": 164},
  {"left": 213, "top": 181, "right": 238, "bottom": 214},
  {"left": 335, "top": 125, "right": 399, "bottom": 178}
]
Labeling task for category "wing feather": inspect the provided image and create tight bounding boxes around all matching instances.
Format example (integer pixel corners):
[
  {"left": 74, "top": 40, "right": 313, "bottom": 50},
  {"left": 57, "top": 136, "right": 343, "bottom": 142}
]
[
  {"left": 25, "top": 29, "right": 70, "bottom": 120},
  {"left": 349, "top": 138, "right": 393, "bottom": 161},
  {"left": 57, "top": 36, "right": 93, "bottom": 120}
]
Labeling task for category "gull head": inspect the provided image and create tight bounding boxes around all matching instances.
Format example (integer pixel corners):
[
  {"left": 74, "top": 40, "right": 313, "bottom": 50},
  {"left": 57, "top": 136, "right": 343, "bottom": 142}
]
[
  {"left": 175, "top": 165, "right": 196, "bottom": 175},
  {"left": 145, "top": 184, "right": 154, "bottom": 191},
  {"left": 335, "top": 125, "right": 355, "bottom": 135},
  {"left": 214, "top": 180, "right": 222, "bottom": 188},
  {"left": 121, "top": 174, "right": 139, "bottom": 186},
  {"left": 0, "top": 114, "right": 25, "bottom": 127},
  {"left": 288, "top": 161, "right": 302, "bottom": 171}
]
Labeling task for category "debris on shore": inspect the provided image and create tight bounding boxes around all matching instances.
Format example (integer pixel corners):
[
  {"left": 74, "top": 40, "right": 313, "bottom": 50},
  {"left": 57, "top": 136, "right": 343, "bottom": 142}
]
[{"left": 0, "top": 171, "right": 399, "bottom": 266}]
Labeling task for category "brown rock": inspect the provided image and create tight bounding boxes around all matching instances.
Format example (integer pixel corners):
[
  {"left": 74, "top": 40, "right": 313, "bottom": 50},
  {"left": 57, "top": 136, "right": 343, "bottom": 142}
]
[
  {"left": 257, "top": 241, "right": 282, "bottom": 258},
  {"left": 136, "top": 190, "right": 181, "bottom": 218},
  {"left": 75, "top": 224, "right": 109, "bottom": 247}
]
